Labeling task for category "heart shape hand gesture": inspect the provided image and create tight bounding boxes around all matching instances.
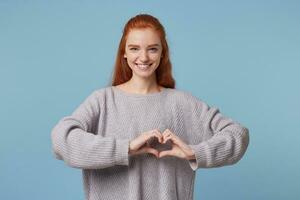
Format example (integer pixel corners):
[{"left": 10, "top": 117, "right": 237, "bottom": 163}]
[{"left": 129, "top": 129, "right": 196, "bottom": 160}]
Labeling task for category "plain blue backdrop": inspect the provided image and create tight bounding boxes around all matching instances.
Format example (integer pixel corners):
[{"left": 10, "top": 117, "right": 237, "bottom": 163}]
[{"left": 1, "top": 1, "right": 299, "bottom": 199}]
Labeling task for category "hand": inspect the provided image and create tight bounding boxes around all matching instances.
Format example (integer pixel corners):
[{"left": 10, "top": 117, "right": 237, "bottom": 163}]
[
  {"left": 129, "top": 129, "right": 163, "bottom": 158},
  {"left": 158, "top": 129, "right": 196, "bottom": 160}
]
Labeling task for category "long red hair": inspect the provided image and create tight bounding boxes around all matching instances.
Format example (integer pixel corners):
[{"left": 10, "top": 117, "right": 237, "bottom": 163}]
[{"left": 109, "top": 14, "right": 176, "bottom": 88}]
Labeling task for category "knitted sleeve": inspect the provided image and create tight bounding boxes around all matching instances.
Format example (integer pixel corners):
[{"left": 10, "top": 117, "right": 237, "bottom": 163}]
[
  {"left": 51, "top": 90, "right": 130, "bottom": 169},
  {"left": 186, "top": 97, "right": 249, "bottom": 171}
]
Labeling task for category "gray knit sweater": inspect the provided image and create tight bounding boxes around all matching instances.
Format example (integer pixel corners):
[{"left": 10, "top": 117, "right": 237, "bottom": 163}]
[{"left": 51, "top": 86, "right": 249, "bottom": 200}]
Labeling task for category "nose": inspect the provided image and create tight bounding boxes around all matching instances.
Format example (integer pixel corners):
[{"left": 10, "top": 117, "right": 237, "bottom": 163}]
[{"left": 139, "top": 50, "right": 149, "bottom": 62}]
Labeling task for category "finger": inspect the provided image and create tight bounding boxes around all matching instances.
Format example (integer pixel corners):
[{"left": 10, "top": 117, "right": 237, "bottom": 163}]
[
  {"left": 163, "top": 135, "right": 173, "bottom": 143},
  {"left": 162, "top": 129, "right": 171, "bottom": 135},
  {"left": 151, "top": 129, "right": 161, "bottom": 135},
  {"left": 162, "top": 136, "right": 170, "bottom": 144},
  {"left": 162, "top": 131, "right": 170, "bottom": 139},
  {"left": 148, "top": 129, "right": 160, "bottom": 139},
  {"left": 146, "top": 147, "right": 159, "bottom": 158},
  {"left": 132, "top": 132, "right": 155, "bottom": 150},
  {"left": 163, "top": 133, "right": 182, "bottom": 146},
  {"left": 163, "top": 134, "right": 171, "bottom": 141},
  {"left": 162, "top": 131, "right": 172, "bottom": 140},
  {"left": 169, "top": 135, "right": 186, "bottom": 148},
  {"left": 144, "top": 132, "right": 157, "bottom": 144},
  {"left": 162, "top": 136, "right": 192, "bottom": 157},
  {"left": 138, "top": 147, "right": 159, "bottom": 158},
  {"left": 153, "top": 131, "right": 163, "bottom": 143},
  {"left": 148, "top": 129, "right": 163, "bottom": 143}
]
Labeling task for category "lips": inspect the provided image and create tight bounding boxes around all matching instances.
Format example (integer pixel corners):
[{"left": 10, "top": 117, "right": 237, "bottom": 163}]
[{"left": 135, "top": 63, "right": 153, "bottom": 70}]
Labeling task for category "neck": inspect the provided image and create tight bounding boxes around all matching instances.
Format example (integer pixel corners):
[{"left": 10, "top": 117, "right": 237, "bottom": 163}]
[{"left": 125, "top": 75, "right": 161, "bottom": 94}]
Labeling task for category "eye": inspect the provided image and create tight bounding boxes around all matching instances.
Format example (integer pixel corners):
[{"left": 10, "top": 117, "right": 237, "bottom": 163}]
[
  {"left": 149, "top": 48, "right": 158, "bottom": 52},
  {"left": 129, "top": 47, "right": 138, "bottom": 51}
]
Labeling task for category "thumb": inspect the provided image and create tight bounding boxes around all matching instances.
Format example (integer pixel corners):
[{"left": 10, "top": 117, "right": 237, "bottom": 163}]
[
  {"left": 137, "top": 146, "right": 159, "bottom": 158},
  {"left": 159, "top": 150, "right": 174, "bottom": 158}
]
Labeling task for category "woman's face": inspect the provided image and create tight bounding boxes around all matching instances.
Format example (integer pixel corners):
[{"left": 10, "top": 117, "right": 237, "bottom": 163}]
[{"left": 124, "top": 28, "right": 163, "bottom": 79}]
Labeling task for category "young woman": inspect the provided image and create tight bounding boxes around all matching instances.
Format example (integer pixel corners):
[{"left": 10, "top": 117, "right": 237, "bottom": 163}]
[{"left": 51, "top": 14, "right": 249, "bottom": 200}]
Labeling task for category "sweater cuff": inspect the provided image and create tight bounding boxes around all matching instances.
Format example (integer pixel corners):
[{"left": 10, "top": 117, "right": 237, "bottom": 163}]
[
  {"left": 115, "top": 139, "right": 130, "bottom": 166},
  {"left": 187, "top": 144, "right": 208, "bottom": 171}
]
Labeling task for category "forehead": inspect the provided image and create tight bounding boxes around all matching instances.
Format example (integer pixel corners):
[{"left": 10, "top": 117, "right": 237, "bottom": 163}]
[{"left": 126, "top": 28, "right": 161, "bottom": 46}]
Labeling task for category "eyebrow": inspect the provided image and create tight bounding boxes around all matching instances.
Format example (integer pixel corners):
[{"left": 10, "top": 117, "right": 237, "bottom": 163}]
[{"left": 127, "top": 44, "right": 160, "bottom": 47}]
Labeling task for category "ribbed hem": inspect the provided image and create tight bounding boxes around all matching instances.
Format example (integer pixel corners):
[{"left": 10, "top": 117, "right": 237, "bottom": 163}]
[
  {"left": 188, "top": 144, "right": 208, "bottom": 171},
  {"left": 115, "top": 139, "right": 130, "bottom": 166}
]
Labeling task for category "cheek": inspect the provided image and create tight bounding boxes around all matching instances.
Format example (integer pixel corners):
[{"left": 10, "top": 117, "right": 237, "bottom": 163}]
[
  {"left": 150, "top": 54, "right": 162, "bottom": 62},
  {"left": 126, "top": 56, "right": 137, "bottom": 63}
]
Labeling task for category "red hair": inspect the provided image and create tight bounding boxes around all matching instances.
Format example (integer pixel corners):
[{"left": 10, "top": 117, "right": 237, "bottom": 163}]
[{"left": 109, "top": 14, "right": 176, "bottom": 88}]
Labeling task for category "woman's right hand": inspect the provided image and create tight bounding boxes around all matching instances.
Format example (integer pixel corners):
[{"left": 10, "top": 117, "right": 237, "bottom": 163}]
[{"left": 129, "top": 129, "right": 163, "bottom": 158}]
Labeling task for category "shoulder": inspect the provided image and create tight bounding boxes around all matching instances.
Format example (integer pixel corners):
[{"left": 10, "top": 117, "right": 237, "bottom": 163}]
[
  {"left": 78, "top": 87, "right": 110, "bottom": 106},
  {"left": 167, "top": 88, "right": 207, "bottom": 105},
  {"left": 88, "top": 86, "right": 112, "bottom": 97},
  {"left": 91, "top": 87, "right": 107, "bottom": 96},
  {"left": 170, "top": 89, "right": 222, "bottom": 123},
  {"left": 167, "top": 88, "right": 214, "bottom": 115}
]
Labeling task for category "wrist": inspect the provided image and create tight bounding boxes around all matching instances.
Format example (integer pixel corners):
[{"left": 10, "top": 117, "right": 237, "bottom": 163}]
[
  {"left": 186, "top": 149, "right": 196, "bottom": 160},
  {"left": 186, "top": 155, "right": 196, "bottom": 160}
]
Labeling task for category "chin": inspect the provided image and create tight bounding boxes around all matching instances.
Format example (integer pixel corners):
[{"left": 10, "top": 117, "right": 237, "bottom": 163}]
[{"left": 133, "top": 72, "right": 155, "bottom": 79}]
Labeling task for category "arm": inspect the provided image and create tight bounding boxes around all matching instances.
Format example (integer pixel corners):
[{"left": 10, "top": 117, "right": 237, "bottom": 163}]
[
  {"left": 187, "top": 100, "right": 249, "bottom": 171},
  {"left": 51, "top": 90, "right": 130, "bottom": 169}
]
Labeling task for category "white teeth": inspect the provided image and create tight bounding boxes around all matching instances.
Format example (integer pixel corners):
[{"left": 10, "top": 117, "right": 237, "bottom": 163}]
[{"left": 136, "top": 63, "right": 152, "bottom": 70}]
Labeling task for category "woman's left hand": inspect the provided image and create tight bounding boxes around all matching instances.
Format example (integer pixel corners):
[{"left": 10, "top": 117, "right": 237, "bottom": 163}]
[{"left": 158, "top": 129, "right": 196, "bottom": 160}]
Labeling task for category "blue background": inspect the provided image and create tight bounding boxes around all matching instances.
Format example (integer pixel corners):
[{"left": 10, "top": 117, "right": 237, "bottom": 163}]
[{"left": 1, "top": 1, "right": 299, "bottom": 199}]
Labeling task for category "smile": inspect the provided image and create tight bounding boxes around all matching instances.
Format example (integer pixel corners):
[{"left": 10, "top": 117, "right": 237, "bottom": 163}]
[{"left": 135, "top": 63, "right": 153, "bottom": 70}]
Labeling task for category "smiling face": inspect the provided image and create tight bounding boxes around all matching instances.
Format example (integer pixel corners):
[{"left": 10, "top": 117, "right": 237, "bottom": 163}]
[{"left": 124, "top": 28, "right": 163, "bottom": 80}]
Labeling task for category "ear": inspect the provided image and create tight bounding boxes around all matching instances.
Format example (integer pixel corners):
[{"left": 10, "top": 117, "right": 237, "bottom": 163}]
[{"left": 124, "top": 54, "right": 127, "bottom": 58}]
